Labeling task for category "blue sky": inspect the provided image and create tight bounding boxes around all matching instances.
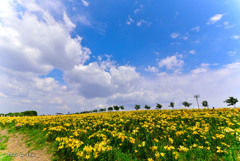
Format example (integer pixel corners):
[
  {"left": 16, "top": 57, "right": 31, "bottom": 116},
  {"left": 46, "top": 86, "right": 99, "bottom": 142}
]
[{"left": 0, "top": 0, "right": 240, "bottom": 114}]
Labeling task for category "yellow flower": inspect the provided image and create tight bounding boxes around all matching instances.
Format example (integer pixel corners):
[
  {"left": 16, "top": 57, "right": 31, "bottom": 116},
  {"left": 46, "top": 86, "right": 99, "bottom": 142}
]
[
  {"left": 148, "top": 158, "right": 154, "bottom": 161},
  {"left": 151, "top": 146, "right": 158, "bottom": 151},
  {"left": 85, "top": 155, "right": 90, "bottom": 160},
  {"left": 160, "top": 153, "right": 165, "bottom": 157}
]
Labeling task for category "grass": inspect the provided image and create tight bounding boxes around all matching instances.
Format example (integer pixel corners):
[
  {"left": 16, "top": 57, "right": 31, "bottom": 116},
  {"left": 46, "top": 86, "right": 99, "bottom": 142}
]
[
  {"left": 0, "top": 129, "right": 12, "bottom": 161},
  {"left": 7, "top": 127, "right": 60, "bottom": 161}
]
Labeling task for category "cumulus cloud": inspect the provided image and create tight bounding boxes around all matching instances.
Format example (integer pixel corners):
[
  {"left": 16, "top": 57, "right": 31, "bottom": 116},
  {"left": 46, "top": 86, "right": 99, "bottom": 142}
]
[
  {"left": 191, "top": 63, "right": 209, "bottom": 74},
  {"left": 0, "top": 0, "right": 90, "bottom": 75},
  {"left": 207, "top": 14, "right": 224, "bottom": 25},
  {"left": 158, "top": 54, "right": 184, "bottom": 70},
  {"left": 144, "top": 66, "right": 159, "bottom": 73},
  {"left": 64, "top": 63, "right": 141, "bottom": 98}
]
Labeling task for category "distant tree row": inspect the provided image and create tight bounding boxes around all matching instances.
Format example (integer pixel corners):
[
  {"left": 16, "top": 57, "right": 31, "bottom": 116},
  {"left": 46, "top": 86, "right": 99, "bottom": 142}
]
[
  {"left": 0, "top": 110, "right": 38, "bottom": 117},
  {"left": 133, "top": 97, "right": 239, "bottom": 110},
  {"left": 74, "top": 106, "right": 125, "bottom": 114}
]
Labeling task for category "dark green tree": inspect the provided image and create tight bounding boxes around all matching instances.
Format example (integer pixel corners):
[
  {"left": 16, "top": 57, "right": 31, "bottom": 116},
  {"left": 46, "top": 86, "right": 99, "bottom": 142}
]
[
  {"left": 224, "top": 97, "right": 238, "bottom": 107},
  {"left": 113, "top": 106, "right": 120, "bottom": 111},
  {"left": 120, "top": 106, "right": 124, "bottom": 110},
  {"left": 182, "top": 101, "right": 192, "bottom": 108},
  {"left": 156, "top": 103, "right": 162, "bottom": 109},
  {"left": 202, "top": 100, "right": 209, "bottom": 108},
  {"left": 135, "top": 105, "right": 140, "bottom": 110},
  {"left": 108, "top": 107, "right": 113, "bottom": 111},
  {"left": 169, "top": 102, "right": 175, "bottom": 108},
  {"left": 144, "top": 104, "right": 151, "bottom": 110}
]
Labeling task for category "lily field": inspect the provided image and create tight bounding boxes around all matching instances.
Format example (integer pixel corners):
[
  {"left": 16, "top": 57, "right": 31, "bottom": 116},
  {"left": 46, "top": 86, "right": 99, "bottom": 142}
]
[{"left": 1, "top": 108, "right": 240, "bottom": 160}]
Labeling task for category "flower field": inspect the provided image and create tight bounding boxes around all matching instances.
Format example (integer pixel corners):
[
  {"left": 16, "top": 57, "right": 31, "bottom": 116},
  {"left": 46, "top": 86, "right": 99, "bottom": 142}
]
[{"left": 1, "top": 108, "right": 240, "bottom": 160}]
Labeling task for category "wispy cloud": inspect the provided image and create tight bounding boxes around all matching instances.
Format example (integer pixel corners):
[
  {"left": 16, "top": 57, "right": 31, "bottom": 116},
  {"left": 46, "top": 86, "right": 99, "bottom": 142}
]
[
  {"left": 207, "top": 14, "right": 224, "bottom": 25},
  {"left": 81, "top": 0, "right": 89, "bottom": 7},
  {"left": 231, "top": 35, "right": 240, "bottom": 40},
  {"left": 126, "top": 15, "right": 134, "bottom": 25},
  {"left": 228, "top": 51, "right": 237, "bottom": 56},
  {"left": 189, "top": 50, "right": 196, "bottom": 54},
  {"left": 191, "top": 26, "right": 200, "bottom": 32},
  {"left": 170, "top": 32, "right": 180, "bottom": 39},
  {"left": 223, "top": 21, "right": 235, "bottom": 29},
  {"left": 136, "top": 19, "right": 151, "bottom": 27}
]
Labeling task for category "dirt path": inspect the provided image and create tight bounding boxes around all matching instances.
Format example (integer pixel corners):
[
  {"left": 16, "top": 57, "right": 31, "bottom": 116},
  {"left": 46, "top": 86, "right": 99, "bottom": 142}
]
[{"left": 0, "top": 128, "right": 52, "bottom": 161}]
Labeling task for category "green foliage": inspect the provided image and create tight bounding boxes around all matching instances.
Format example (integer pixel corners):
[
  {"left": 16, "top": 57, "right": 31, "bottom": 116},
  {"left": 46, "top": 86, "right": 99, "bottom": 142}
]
[
  {"left": 120, "top": 106, "right": 124, "bottom": 110},
  {"left": 144, "top": 104, "right": 151, "bottom": 110},
  {"left": 156, "top": 103, "right": 162, "bottom": 109},
  {"left": 108, "top": 107, "right": 113, "bottom": 111},
  {"left": 99, "top": 108, "right": 107, "bottom": 112},
  {"left": 169, "top": 102, "right": 175, "bottom": 108},
  {"left": 4, "top": 110, "right": 37, "bottom": 117},
  {"left": 224, "top": 97, "right": 238, "bottom": 107},
  {"left": 113, "top": 106, "right": 120, "bottom": 111},
  {"left": 134, "top": 105, "right": 140, "bottom": 110},
  {"left": 182, "top": 101, "right": 192, "bottom": 107},
  {"left": 202, "top": 100, "right": 209, "bottom": 108}
]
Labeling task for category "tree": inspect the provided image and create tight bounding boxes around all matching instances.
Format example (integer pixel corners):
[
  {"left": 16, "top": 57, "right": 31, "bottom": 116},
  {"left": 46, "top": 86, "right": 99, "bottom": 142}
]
[
  {"left": 182, "top": 101, "right": 192, "bottom": 108},
  {"left": 108, "top": 107, "right": 113, "bottom": 111},
  {"left": 99, "top": 108, "right": 105, "bottom": 112},
  {"left": 169, "top": 102, "right": 175, "bottom": 108},
  {"left": 224, "top": 97, "right": 238, "bottom": 107},
  {"left": 120, "top": 106, "right": 124, "bottom": 110},
  {"left": 113, "top": 106, "right": 120, "bottom": 111},
  {"left": 144, "top": 104, "right": 151, "bottom": 110},
  {"left": 202, "top": 100, "right": 208, "bottom": 108},
  {"left": 156, "top": 103, "right": 162, "bottom": 109},
  {"left": 135, "top": 105, "right": 140, "bottom": 110}
]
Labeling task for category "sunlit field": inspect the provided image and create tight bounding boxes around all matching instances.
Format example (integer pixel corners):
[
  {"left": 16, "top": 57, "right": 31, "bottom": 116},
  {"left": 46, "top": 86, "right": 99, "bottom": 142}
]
[{"left": 1, "top": 108, "right": 240, "bottom": 161}]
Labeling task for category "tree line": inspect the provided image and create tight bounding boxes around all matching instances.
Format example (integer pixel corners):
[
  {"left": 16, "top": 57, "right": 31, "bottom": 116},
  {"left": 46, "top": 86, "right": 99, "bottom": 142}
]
[{"left": 0, "top": 110, "right": 38, "bottom": 117}]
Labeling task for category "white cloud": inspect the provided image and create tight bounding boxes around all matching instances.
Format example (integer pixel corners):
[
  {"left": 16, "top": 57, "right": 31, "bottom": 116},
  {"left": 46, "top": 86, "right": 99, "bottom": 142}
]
[
  {"left": 0, "top": 92, "right": 8, "bottom": 98},
  {"left": 192, "top": 26, "right": 200, "bottom": 32},
  {"left": 126, "top": 15, "right": 134, "bottom": 25},
  {"left": 64, "top": 63, "right": 141, "bottom": 98},
  {"left": 0, "top": 0, "right": 91, "bottom": 75},
  {"left": 228, "top": 51, "right": 237, "bottom": 56},
  {"left": 207, "top": 14, "right": 224, "bottom": 25},
  {"left": 231, "top": 35, "right": 240, "bottom": 40},
  {"left": 189, "top": 50, "right": 196, "bottom": 54},
  {"left": 136, "top": 19, "right": 151, "bottom": 27},
  {"left": 144, "top": 66, "right": 159, "bottom": 73},
  {"left": 170, "top": 32, "right": 180, "bottom": 39},
  {"left": 158, "top": 54, "right": 184, "bottom": 70},
  {"left": 82, "top": 0, "right": 89, "bottom": 7},
  {"left": 191, "top": 63, "right": 209, "bottom": 74},
  {"left": 223, "top": 21, "right": 235, "bottom": 29}
]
